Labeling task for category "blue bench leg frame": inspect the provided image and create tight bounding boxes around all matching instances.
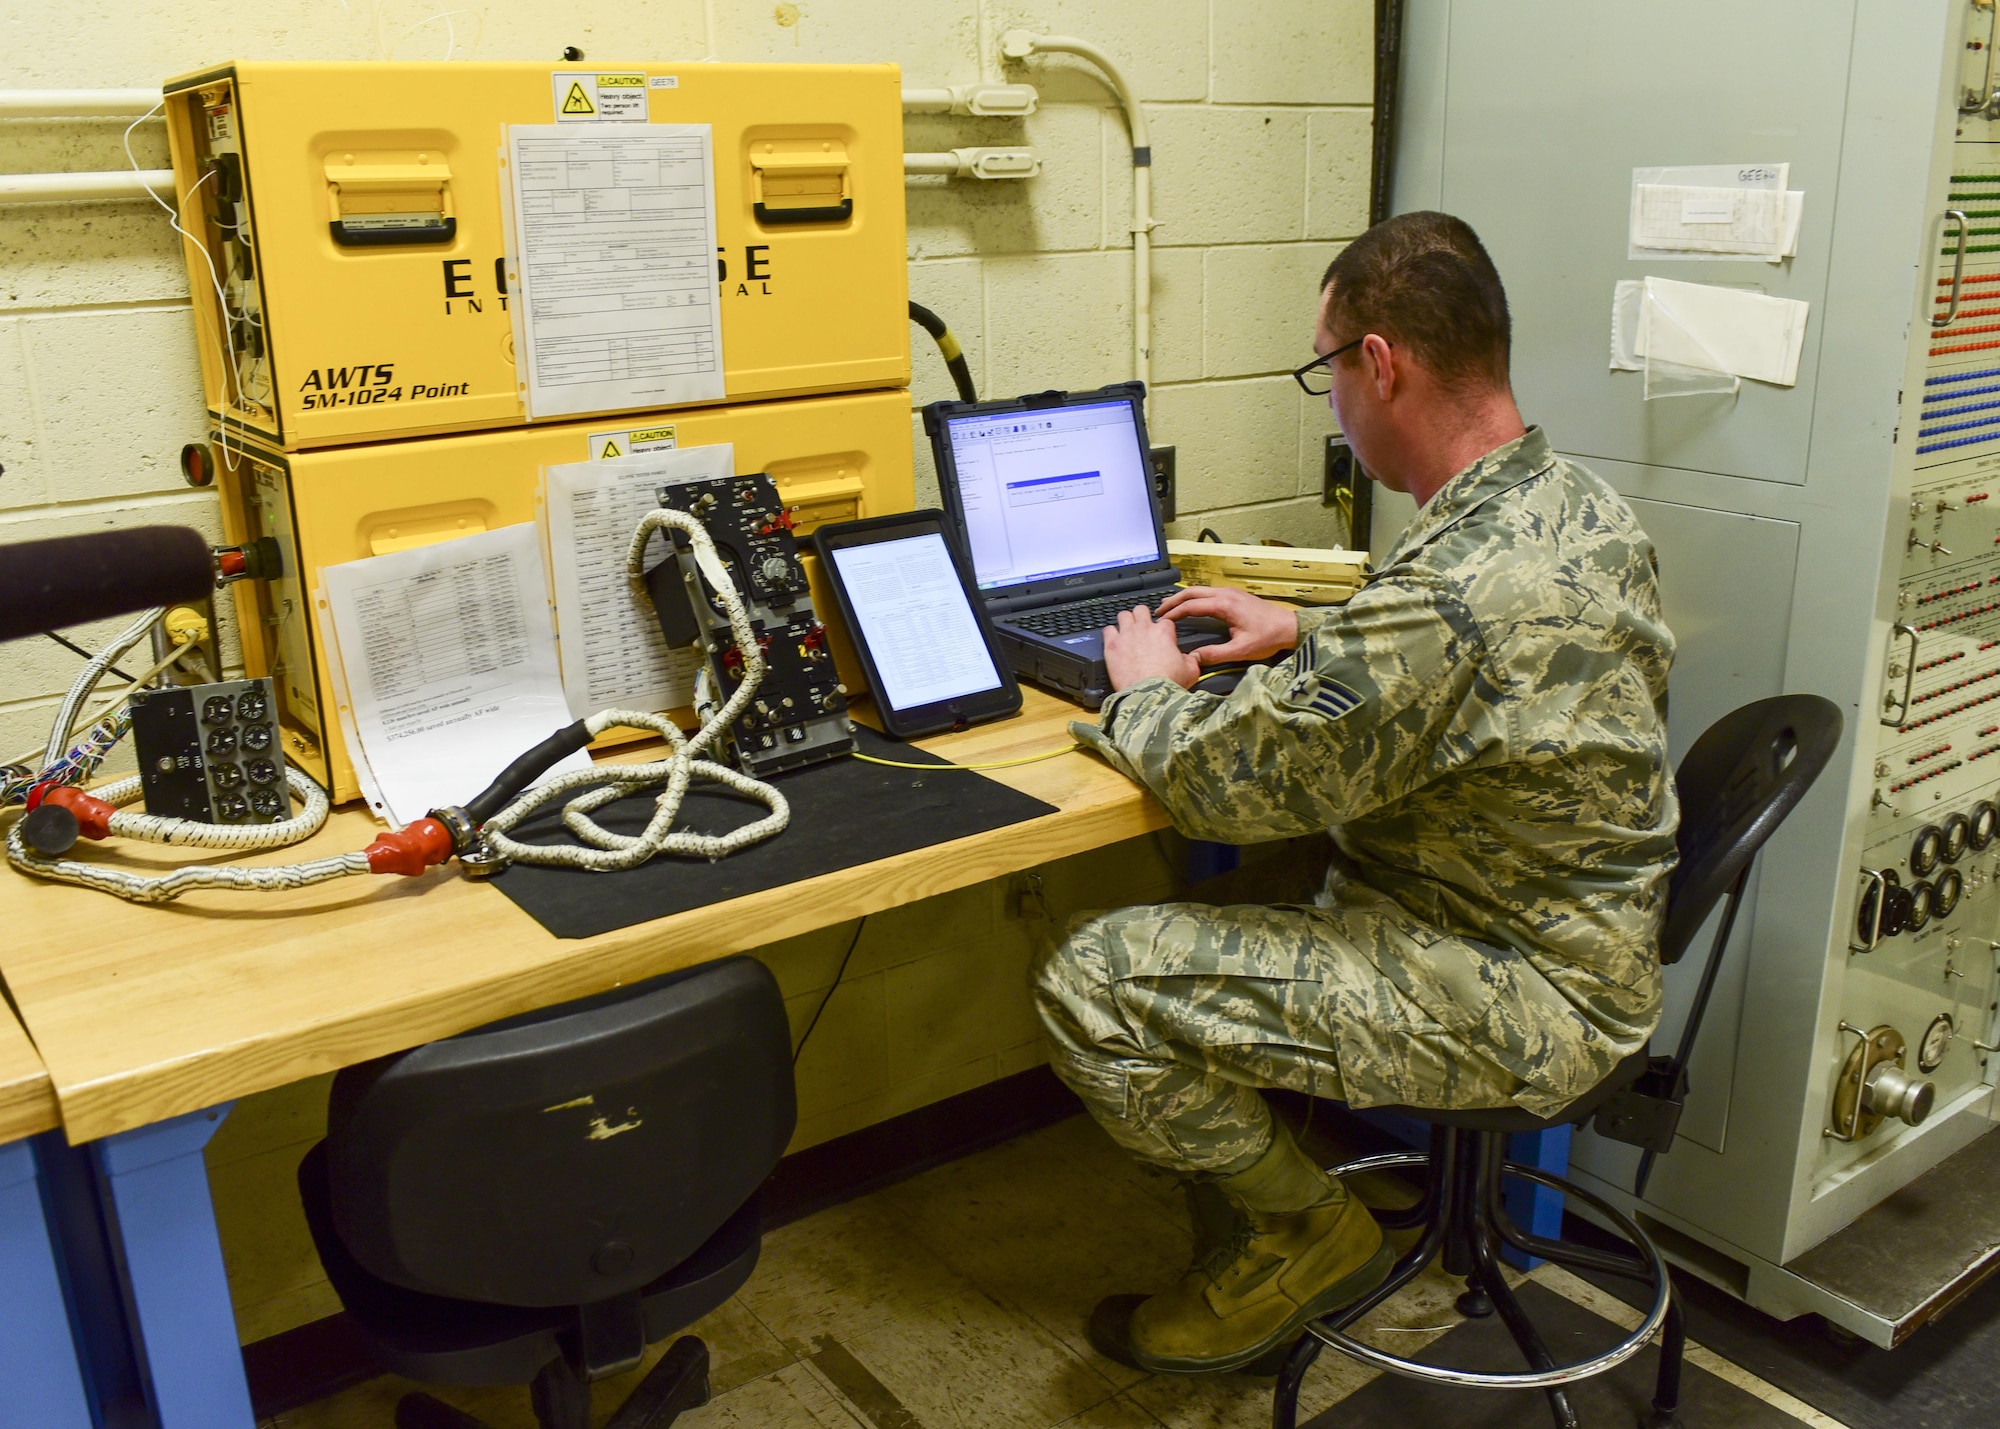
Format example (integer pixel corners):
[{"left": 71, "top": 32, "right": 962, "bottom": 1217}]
[
  {"left": 38, "top": 1104, "right": 253, "bottom": 1429},
  {"left": 0, "top": 1139, "right": 93, "bottom": 1429}
]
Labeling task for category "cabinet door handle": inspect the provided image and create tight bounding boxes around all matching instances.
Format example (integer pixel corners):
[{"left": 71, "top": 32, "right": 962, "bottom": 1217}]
[
  {"left": 1883, "top": 623, "right": 1920, "bottom": 728},
  {"left": 1934, "top": 211, "right": 1970, "bottom": 329}
]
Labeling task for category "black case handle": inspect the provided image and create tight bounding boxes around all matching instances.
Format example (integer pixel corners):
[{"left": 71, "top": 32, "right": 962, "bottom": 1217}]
[
  {"left": 753, "top": 199, "right": 852, "bottom": 226},
  {"left": 329, "top": 217, "right": 457, "bottom": 248}
]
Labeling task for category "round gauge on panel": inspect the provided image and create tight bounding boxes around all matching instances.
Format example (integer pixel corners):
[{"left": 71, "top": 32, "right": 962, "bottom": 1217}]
[
  {"left": 1907, "top": 879, "right": 1937, "bottom": 932},
  {"left": 1911, "top": 824, "right": 1945, "bottom": 878},
  {"left": 1971, "top": 801, "right": 2000, "bottom": 851},
  {"left": 241, "top": 722, "right": 273, "bottom": 752},
  {"left": 206, "top": 726, "right": 238, "bottom": 756},
  {"left": 201, "top": 695, "right": 234, "bottom": 726},
  {"left": 235, "top": 688, "right": 269, "bottom": 723},
  {"left": 1920, "top": 1013, "right": 1955, "bottom": 1074},
  {"left": 1943, "top": 813, "right": 1972, "bottom": 864},
  {"left": 1936, "top": 866, "right": 1965, "bottom": 919}
]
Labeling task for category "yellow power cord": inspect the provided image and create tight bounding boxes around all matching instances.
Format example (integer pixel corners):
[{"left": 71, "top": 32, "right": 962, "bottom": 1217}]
[{"left": 851, "top": 743, "right": 1082, "bottom": 772}]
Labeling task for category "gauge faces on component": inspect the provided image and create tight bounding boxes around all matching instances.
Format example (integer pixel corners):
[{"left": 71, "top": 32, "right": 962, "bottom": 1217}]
[
  {"left": 1936, "top": 866, "right": 1965, "bottom": 919},
  {"left": 1972, "top": 801, "right": 1999, "bottom": 852},
  {"left": 1942, "top": 812, "right": 1971, "bottom": 864},
  {"left": 1920, "top": 1013, "right": 1954, "bottom": 1074},
  {"left": 1911, "top": 824, "right": 1945, "bottom": 878},
  {"left": 1907, "top": 879, "right": 1936, "bottom": 932}
]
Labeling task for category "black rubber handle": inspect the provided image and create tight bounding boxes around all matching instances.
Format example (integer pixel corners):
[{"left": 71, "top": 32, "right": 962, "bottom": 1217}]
[
  {"left": 328, "top": 217, "right": 457, "bottom": 248},
  {"left": 753, "top": 199, "right": 852, "bottom": 226},
  {"left": 461, "top": 719, "right": 593, "bottom": 824}
]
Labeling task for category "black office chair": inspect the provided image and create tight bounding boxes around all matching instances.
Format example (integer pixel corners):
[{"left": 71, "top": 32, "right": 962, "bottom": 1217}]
[
  {"left": 297, "top": 955, "right": 796, "bottom": 1429},
  {"left": 1271, "top": 693, "right": 1844, "bottom": 1429}
]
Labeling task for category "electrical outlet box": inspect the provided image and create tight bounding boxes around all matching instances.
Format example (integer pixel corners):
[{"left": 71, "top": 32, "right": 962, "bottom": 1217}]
[
  {"left": 1150, "top": 445, "right": 1177, "bottom": 523},
  {"left": 1323, "top": 435, "right": 1371, "bottom": 552}
]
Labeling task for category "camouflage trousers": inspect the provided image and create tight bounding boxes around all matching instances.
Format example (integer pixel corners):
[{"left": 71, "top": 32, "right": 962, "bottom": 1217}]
[{"left": 1031, "top": 902, "right": 1531, "bottom": 1177}]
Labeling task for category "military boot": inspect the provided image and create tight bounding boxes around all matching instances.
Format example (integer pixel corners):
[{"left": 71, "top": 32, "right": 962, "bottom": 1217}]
[
  {"left": 1121, "top": 1123, "right": 1392, "bottom": 1375},
  {"left": 1089, "top": 1177, "right": 1252, "bottom": 1371}
]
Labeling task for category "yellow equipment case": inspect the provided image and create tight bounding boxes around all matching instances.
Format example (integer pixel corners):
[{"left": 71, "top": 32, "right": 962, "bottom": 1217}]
[
  {"left": 211, "top": 389, "right": 915, "bottom": 803},
  {"left": 162, "top": 61, "right": 910, "bottom": 451}
]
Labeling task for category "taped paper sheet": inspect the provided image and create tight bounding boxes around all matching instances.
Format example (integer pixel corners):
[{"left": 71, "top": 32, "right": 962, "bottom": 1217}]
[
  {"left": 540, "top": 443, "right": 735, "bottom": 719},
  {"left": 1629, "top": 164, "right": 1803, "bottom": 263},
  {"left": 503, "top": 124, "right": 725, "bottom": 420},
  {"left": 321, "top": 524, "right": 591, "bottom": 826},
  {"left": 1610, "top": 277, "right": 1809, "bottom": 398}
]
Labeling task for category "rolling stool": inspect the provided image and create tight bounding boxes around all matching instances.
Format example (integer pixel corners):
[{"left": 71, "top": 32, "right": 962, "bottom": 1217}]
[
  {"left": 1273, "top": 694, "right": 1843, "bottom": 1429},
  {"left": 297, "top": 955, "right": 796, "bottom": 1429}
]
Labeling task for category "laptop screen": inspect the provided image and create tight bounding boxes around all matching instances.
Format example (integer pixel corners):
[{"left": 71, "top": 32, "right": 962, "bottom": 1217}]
[{"left": 943, "top": 399, "right": 1162, "bottom": 591}]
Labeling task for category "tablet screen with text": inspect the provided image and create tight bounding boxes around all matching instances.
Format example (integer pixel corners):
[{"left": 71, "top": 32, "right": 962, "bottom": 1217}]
[{"left": 828, "top": 531, "right": 1006, "bottom": 711}]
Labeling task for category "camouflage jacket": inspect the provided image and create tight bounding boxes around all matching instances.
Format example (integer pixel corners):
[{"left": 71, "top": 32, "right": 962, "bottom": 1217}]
[{"left": 1077, "top": 428, "right": 1679, "bottom": 1113}]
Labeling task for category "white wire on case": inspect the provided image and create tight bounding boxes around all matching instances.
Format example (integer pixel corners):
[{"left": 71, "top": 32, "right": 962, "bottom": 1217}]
[
  {"left": 43, "top": 608, "right": 164, "bottom": 769},
  {"left": 480, "top": 508, "right": 790, "bottom": 871}
]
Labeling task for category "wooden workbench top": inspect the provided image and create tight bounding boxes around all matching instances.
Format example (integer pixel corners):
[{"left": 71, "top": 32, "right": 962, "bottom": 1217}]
[
  {"left": 0, "top": 1001, "right": 58, "bottom": 1145},
  {"left": 0, "top": 690, "right": 1163, "bottom": 1144}
]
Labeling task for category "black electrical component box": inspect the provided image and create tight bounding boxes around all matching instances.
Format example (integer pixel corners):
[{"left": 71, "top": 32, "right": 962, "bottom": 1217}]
[
  {"left": 642, "top": 474, "right": 855, "bottom": 778},
  {"left": 129, "top": 676, "right": 289, "bottom": 824}
]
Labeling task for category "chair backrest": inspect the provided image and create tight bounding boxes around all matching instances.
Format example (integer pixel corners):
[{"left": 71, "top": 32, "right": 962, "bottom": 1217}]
[
  {"left": 323, "top": 955, "right": 795, "bottom": 1309},
  {"left": 1658, "top": 694, "right": 1843, "bottom": 965}
]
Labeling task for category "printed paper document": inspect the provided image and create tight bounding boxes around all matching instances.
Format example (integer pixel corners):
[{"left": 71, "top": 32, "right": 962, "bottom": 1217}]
[
  {"left": 321, "top": 524, "right": 591, "bottom": 826},
  {"left": 504, "top": 124, "right": 724, "bottom": 419},
  {"left": 541, "top": 443, "right": 735, "bottom": 718}
]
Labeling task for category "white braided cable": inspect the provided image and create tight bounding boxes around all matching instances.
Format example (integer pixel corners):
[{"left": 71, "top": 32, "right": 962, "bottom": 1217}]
[
  {"left": 44, "top": 608, "right": 163, "bottom": 768},
  {"left": 6, "top": 770, "right": 365, "bottom": 903},
  {"left": 480, "top": 509, "right": 791, "bottom": 871},
  {"left": 102, "top": 767, "right": 332, "bottom": 848}
]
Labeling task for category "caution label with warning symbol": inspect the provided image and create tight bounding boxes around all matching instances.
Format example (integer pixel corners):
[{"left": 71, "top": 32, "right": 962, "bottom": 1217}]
[
  {"left": 586, "top": 424, "right": 680, "bottom": 459},
  {"left": 551, "top": 72, "right": 650, "bottom": 123}
]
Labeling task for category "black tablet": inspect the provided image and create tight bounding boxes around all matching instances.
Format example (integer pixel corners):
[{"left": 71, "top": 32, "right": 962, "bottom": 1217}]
[{"left": 812, "top": 511, "right": 1023, "bottom": 739}]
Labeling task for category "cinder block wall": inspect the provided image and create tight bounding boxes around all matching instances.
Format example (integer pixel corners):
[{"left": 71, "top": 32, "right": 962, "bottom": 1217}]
[{"left": 2, "top": 0, "right": 1375, "bottom": 1345}]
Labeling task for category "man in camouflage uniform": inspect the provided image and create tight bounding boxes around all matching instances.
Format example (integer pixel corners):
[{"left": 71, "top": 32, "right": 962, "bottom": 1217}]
[{"left": 1033, "top": 211, "right": 1678, "bottom": 1375}]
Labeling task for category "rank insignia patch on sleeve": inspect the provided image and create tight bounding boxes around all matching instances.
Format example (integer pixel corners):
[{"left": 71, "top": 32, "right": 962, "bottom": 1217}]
[{"left": 1286, "top": 670, "right": 1364, "bottom": 722}]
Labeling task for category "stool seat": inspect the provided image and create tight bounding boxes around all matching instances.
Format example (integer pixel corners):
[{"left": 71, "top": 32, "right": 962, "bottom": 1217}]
[{"left": 1371, "top": 1047, "right": 1653, "bottom": 1133}]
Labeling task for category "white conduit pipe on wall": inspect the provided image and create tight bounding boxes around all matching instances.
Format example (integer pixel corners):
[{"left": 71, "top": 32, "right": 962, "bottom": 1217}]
[
  {"left": 2, "top": 89, "right": 167, "bottom": 204},
  {"left": 0, "top": 89, "right": 161, "bottom": 117},
  {"left": 0, "top": 170, "right": 173, "bottom": 204},
  {"left": 997, "top": 32, "right": 1154, "bottom": 389}
]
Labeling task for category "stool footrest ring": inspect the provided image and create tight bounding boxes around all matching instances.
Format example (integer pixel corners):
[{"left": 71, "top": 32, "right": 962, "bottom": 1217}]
[{"left": 1311, "top": 1150, "right": 1673, "bottom": 1391}]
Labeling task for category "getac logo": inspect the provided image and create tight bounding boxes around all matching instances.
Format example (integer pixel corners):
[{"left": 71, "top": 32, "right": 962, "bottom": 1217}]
[{"left": 1063, "top": 576, "right": 1085, "bottom": 586}]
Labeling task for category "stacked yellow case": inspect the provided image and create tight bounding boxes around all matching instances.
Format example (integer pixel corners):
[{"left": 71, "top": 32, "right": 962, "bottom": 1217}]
[{"left": 162, "top": 61, "right": 915, "bottom": 802}]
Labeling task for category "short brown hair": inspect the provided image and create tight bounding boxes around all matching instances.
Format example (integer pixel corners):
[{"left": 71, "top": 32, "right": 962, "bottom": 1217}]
[{"left": 1319, "top": 212, "right": 1511, "bottom": 391}]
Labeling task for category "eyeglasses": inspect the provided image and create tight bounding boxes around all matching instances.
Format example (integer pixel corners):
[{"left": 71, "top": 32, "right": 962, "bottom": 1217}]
[{"left": 1292, "top": 336, "right": 1366, "bottom": 395}]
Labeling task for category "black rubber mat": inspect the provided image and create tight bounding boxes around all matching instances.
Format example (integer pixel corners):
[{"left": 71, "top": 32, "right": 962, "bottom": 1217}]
[
  {"left": 489, "top": 725, "right": 1058, "bottom": 939},
  {"left": 1300, "top": 1280, "right": 1800, "bottom": 1428}
]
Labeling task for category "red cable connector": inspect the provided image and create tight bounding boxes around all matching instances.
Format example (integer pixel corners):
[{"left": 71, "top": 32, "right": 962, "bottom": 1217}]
[
  {"left": 37, "top": 785, "right": 115, "bottom": 839},
  {"left": 364, "top": 817, "right": 455, "bottom": 876}
]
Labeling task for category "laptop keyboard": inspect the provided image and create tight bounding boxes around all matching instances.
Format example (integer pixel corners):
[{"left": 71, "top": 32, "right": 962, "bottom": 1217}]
[{"left": 1010, "top": 591, "right": 1176, "bottom": 638}]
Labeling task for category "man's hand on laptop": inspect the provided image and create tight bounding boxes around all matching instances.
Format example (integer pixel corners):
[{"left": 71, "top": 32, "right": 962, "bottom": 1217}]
[
  {"left": 1103, "top": 605, "right": 1203, "bottom": 692},
  {"left": 1157, "top": 586, "right": 1301, "bottom": 663},
  {"left": 1102, "top": 587, "right": 1303, "bottom": 694}
]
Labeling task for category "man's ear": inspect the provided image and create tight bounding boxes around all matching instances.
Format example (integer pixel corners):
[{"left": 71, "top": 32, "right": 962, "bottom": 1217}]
[{"left": 1363, "top": 334, "right": 1397, "bottom": 400}]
